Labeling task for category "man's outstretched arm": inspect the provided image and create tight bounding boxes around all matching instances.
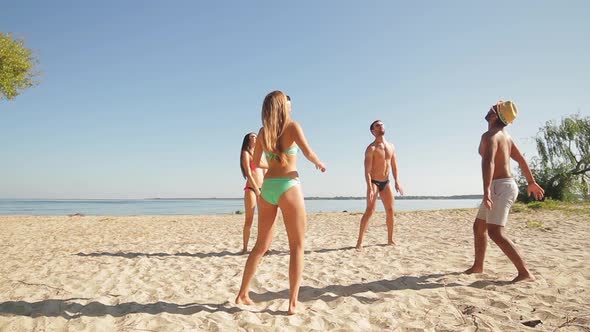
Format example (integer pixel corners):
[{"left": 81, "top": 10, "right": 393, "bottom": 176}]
[{"left": 510, "top": 141, "right": 545, "bottom": 200}]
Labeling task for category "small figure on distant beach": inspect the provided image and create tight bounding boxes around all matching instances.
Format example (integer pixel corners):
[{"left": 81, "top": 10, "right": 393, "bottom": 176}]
[
  {"left": 356, "top": 120, "right": 404, "bottom": 250},
  {"left": 464, "top": 101, "right": 544, "bottom": 282},
  {"left": 239, "top": 132, "right": 266, "bottom": 254},
  {"left": 235, "top": 91, "right": 326, "bottom": 315}
]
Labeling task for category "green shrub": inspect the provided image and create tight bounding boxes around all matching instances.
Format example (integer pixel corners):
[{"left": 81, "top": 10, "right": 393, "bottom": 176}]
[
  {"left": 526, "top": 221, "right": 544, "bottom": 229},
  {"left": 526, "top": 198, "right": 560, "bottom": 210},
  {"left": 511, "top": 203, "right": 528, "bottom": 213},
  {"left": 527, "top": 202, "right": 544, "bottom": 210}
]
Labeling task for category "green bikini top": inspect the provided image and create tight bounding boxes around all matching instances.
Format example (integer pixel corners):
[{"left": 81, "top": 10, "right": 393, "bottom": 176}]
[{"left": 265, "top": 145, "right": 299, "bottom": 160}]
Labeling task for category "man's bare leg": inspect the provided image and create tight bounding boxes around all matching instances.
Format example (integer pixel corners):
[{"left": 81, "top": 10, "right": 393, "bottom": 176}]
[
  {"left": 356, "top": 192, "right": 377, "bottom": 250},
  {"left": 380, "top": 184, "right": 396, "bottom": 245},
  {"left": 356, "top": 207, "right": 375, "bottom": 250},
  {"left": 487, "top": 224, "right": 535, "bottom": 282},
  {"left": 464, "top": 218, "right": 487, "bottom": 274}
]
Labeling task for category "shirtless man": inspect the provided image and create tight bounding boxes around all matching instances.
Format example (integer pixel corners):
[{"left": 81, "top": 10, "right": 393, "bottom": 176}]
[
  {"left": 356, "top": 120, "right": 404, "bottom": 250},
  {"left": 464, "top": 101, "right": 544, "bottom": 282}
]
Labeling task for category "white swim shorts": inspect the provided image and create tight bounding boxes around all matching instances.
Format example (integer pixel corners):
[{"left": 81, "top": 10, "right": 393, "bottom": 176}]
[{"left": 476, "top": 178, "right": 519, "bottom": 226}]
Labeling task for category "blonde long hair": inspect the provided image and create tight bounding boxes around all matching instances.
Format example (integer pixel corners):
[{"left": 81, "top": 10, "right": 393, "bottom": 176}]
[{"left": 261, "top": 90, "right": 290, "bottom": 166}]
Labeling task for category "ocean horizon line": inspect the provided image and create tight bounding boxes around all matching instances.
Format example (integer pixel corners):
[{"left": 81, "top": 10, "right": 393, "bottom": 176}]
[
  {"left": 152, "top": 195, "right": 484, "bottom": 201},
  {"left": 0, "top": 195, "right": 483, "bottom": 201}
]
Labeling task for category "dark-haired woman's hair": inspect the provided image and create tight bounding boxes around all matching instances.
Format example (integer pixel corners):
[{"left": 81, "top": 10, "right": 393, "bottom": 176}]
[{"left": 240, "top": 132, "right": 256, "bottom": 179}]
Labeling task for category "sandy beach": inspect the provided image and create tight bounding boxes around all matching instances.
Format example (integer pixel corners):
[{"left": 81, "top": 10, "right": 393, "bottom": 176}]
[{"left": 1, "top": 207, "right": 588, "bottom": 331}]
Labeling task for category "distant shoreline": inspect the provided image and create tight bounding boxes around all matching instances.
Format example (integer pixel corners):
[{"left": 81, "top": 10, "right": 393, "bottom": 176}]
[
  {"left": 1, "top": 196, "right": 484, "bottom": 201},
  {"left": 149, "top": 195, "right": 484, "bottom": 201}
]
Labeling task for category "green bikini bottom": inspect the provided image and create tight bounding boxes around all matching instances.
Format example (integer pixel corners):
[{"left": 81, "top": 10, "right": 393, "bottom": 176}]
[{"left": 261, "top": 178, "right": 300, "bottom": 205}]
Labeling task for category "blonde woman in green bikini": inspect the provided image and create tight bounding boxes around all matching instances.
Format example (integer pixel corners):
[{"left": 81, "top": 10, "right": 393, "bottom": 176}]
[{"left": 235, "top": 90, "right": 326, "bottom": 315}]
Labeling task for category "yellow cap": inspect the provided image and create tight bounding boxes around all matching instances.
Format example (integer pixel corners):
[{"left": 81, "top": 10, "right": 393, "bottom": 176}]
[{"left": 496, "top": 100, "right": 518, "bottom": 125}]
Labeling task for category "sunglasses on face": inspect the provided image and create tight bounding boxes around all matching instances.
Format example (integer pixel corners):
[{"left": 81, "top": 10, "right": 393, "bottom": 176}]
[
  {"left": 485, "top": 107, "right": 497, "bottom": 121},
  {"left": 286, "top": 95, "right": 291, "bottom": 102}
]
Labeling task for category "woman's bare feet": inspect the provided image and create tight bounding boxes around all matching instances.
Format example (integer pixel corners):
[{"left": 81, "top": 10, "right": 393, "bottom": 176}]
[
  {"left": 288, "top": 301, "right": 299, "bottom": 315},
  {"left": 235, "top": 293, "right": 254, "bottom": 305},
  {"left": 464, "top": 266, "right": 483, "bottom": 274},
  {"left": 512, "top": 272, "right": 536, "bottom": 283},
  {"left": 355, "top": 240, "right": 363, "bottom": 251},
  {"left": 387, "top": 240, "right": 397, "bottom": 246}
]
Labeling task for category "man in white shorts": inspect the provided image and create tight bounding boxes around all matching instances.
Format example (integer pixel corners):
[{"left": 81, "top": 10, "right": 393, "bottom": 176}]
[{"left": 464, "top": 101, "right": 545, "bottom": 282}]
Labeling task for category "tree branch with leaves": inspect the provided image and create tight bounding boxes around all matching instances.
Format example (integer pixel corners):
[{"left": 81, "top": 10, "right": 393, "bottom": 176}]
[
  {"left": 0, "top": 32, "right": 40, "bottom": 101},
  {"left": 517, "top": 114, "right": 590, "bottom": 202}
]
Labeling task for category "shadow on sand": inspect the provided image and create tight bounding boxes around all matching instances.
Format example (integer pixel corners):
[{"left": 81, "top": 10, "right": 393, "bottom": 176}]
[
  {"left": 1, "top": 272, "right": 508, "bottom": 318},
  {"left": 0, "top": 299, "right": 285, "bottom": 319},
  {"left": 250, "top": 272, "right": 464, "bottom": 304},
  {"left": 75, "top": 245, "right": 360, "bottom": 259},
  {"left": 76, "top": 250, "right": 244, "bottom": 259}
]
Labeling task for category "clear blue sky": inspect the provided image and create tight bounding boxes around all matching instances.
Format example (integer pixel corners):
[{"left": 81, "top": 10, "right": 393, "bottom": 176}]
[{"left": 1, "top": 1, "right": 589, "bottom": 198}]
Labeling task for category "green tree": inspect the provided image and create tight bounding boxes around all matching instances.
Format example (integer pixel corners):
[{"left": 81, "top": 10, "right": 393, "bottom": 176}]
[
  {"left": 517, "top": 114, "right": 590, "bottom": 202},
  {"left": 0, "top": 32, "right": 39, "bottom": 101}
]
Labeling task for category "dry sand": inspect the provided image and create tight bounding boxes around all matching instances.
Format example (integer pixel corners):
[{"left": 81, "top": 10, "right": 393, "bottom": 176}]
[{"left": 0, "top": 208, "right": 589, "bottom": 331}]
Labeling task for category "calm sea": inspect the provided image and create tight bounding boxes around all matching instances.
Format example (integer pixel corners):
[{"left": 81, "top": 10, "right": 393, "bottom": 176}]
[{"left": 0, "top": 199, "right": 482, "bottom": 216}]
